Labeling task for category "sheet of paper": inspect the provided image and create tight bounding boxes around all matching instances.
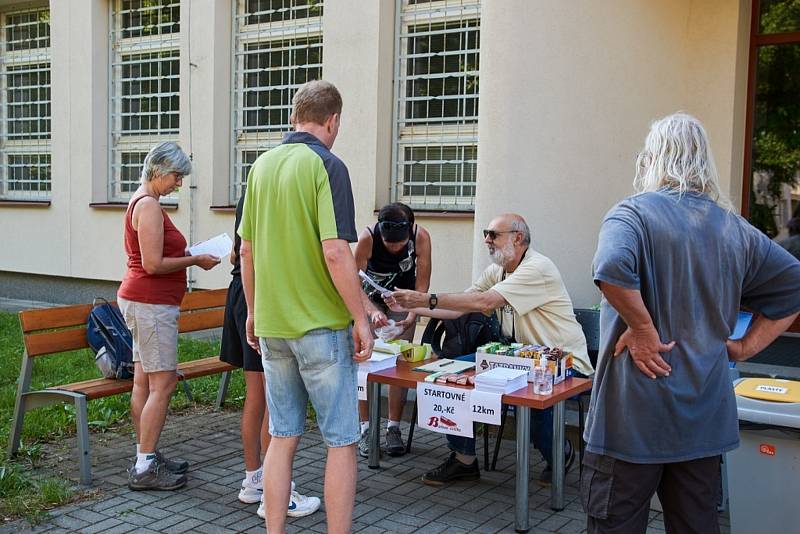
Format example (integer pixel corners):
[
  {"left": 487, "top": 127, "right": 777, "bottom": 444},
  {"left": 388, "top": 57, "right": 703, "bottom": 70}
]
[
  {"left": 469, "top": 389, "right": 502, "bottom": 425},
  {"left": 359, "top": 270, "right": 391, "bottom": 296},
  {"left": 189, "top": 233, "right": 233, "bottom": 258},
  {"left": 357, "top": 369, "right": 368, "bottom": 401},
  {"left": 416, "top": 383, "right": 473, "bottom": 438}
]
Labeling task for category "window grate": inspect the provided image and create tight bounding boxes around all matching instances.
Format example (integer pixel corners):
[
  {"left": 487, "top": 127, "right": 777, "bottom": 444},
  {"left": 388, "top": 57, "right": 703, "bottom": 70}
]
[
  {"left": 393, "top": 0, "right": 480, "bottom": 211},
  {"left": 230, "top": 0, "right": 323, "bottom": 204},
  {"left": 109, "top": 0, "right": 181, "bottom": 203},
  {"left": 0, "top": 6, "right": 51, "bottom": 200}
]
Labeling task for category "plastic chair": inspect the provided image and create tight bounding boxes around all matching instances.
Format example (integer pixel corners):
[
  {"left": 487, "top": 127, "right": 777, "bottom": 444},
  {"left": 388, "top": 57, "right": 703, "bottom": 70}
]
[{"left": 569, "top": 308, "right": 599, "bottom": 476}]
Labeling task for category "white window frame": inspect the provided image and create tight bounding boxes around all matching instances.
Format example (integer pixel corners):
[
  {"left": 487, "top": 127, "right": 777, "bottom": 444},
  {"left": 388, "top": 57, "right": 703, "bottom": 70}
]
[
  {"left": 0, "top": 5, "right": 51, "bottom": 201},
  {"left": 109, "top": 0, "right": 181, "bottom": 203},
  {"left": 230, "top": 0, "right": 323, "bottom": 204},
  {"left": 392, "top": 0, "right": 480, "bottom": 211}
]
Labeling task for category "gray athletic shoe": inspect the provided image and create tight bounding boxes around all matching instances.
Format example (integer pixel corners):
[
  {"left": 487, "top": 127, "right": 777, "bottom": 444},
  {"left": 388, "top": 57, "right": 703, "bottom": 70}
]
[
  {"left": 358, "top": 428, "right": 370, "bottom": 458},
  {"left": 155, "top": 450, "right": 189, "bottom": 474},
  {"left": 128, "top": 460, "right": 187, "bottom": 491},
  {"left": 384, "top": 426, "right": 405, "bottom": 457}
]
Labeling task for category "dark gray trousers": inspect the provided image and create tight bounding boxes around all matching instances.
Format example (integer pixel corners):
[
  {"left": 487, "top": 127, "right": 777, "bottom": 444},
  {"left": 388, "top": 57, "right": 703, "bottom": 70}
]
[{"left": 581, "top": 452, "right": 721, "bottom": 534}]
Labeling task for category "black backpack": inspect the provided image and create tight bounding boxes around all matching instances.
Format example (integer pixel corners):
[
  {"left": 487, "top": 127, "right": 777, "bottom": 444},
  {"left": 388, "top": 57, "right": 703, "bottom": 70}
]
[
  {"left": 87, "top": 299, "right": 135, "bottom": 380},
  {"left": 421, "top": 312, "right": 500, "bottom": 359}
]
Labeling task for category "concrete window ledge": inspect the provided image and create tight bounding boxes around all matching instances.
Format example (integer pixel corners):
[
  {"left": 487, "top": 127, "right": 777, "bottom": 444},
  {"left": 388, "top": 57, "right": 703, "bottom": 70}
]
[
  {"left": 0, "top": 200, "right": 51, "bottom": 207},
  {"left": 89, "top": 202, "right": 177, "bottom": 210}
]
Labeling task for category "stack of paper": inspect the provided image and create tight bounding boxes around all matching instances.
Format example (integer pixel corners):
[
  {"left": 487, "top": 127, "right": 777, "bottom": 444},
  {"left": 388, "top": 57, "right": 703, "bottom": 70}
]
[
  {"left": 474, "top": 367, "right": 529, "bottom": 394},
  {"left": 359, "top": 350, "right": 398, "bottom": 373}
]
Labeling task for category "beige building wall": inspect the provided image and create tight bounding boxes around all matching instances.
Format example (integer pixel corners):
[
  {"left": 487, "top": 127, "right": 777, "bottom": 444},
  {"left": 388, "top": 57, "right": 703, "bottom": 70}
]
[
  {"left": 0, "top": 0, "right": 750, "bottom": 303},
  {"left": 474, "top": 0, "right": 751, "bottom": 308}
]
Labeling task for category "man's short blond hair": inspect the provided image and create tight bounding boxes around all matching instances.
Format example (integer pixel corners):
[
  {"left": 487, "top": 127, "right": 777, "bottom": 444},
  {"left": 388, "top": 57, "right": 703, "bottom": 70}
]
[{"left": 291, "top": 80, "right": 342, "bottom": 126}]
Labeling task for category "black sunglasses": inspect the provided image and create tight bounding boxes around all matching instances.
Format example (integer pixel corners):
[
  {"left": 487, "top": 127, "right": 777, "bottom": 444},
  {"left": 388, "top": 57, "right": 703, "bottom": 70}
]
[
  {"left": 379, "top": 220, "right": 410, "bottom": 231},
  {"left": 483, "top": 229, "right": 519, "bottom": 241}
]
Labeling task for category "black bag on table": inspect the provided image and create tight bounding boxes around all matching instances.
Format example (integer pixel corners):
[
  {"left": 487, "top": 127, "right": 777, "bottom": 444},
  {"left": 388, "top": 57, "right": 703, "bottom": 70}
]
[{"left": 87, "top": 299, "right": 135, "bottom": 380}]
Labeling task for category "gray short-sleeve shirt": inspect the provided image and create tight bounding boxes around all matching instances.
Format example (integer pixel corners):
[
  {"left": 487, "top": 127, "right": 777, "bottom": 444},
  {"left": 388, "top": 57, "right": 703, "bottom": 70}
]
[{"left": 586, "top": 190, "right": 800, "bottom": 463}]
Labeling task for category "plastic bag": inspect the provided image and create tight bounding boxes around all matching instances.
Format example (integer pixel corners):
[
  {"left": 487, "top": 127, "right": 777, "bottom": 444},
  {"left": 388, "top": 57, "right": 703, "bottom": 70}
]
[{"left": 375, "top": 319, "right": 403, "bottom": 341}]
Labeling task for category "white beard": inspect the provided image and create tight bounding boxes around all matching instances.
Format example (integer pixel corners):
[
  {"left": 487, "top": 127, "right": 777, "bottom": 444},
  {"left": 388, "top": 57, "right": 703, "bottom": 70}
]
[{"left": 489, "top": 241, "right": 515, "bottom": 266}]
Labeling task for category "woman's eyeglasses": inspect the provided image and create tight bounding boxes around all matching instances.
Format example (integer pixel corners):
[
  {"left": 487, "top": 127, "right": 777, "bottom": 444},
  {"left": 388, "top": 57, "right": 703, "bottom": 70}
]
[{"left": 483, "top": 229, "right": 519, "bottom": 241}]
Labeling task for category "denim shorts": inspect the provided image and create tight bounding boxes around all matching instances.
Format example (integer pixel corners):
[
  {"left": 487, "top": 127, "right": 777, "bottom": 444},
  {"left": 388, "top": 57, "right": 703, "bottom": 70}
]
[{"left": 259, "top": 327, "right": 359, "bottom": 448}]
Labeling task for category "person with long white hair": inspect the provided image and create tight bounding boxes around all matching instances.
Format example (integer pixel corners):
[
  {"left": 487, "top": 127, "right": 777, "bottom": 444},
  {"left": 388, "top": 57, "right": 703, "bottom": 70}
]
[{"left": 583, "top": 113, "right": 800, "bottom": 533}]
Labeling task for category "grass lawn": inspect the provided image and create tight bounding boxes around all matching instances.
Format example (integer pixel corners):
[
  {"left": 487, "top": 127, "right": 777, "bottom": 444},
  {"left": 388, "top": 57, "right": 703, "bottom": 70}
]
[{"left": 0, "top": 310, "right": 245, "bottom": 522}]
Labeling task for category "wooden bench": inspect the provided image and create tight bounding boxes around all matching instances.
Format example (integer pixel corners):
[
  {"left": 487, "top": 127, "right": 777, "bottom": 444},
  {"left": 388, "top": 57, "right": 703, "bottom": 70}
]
[{"left": 7, "top": 288, "right": 236, "bottom": 485}]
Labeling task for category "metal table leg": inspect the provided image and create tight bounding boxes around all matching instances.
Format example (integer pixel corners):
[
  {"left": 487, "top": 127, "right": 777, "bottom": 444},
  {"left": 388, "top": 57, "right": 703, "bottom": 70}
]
[
  {"left": 368, "top": 381, "right": 381, "bottom": 469},
  {"left": 515, "top": 405, "right": 531, "bottom": 533},
  {"left": 551, "top": 400, "right": 565, "bottom": 510}
]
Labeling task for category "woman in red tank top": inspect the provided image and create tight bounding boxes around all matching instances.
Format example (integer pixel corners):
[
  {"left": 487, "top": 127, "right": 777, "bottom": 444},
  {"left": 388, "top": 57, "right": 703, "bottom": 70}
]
[{"left": 117, "top": 142, "right": 220, "bottom": 491}]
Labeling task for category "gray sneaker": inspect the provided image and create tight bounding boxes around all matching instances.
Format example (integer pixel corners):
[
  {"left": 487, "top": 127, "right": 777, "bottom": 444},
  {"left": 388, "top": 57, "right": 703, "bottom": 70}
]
[
  {"left": 384, "top": 426, "right": 405, "bottom": 457},
  {"left": 128, "top": 460, "right": 187, "bottom": 491},
  {"left": 155, "top": 450, "right": 189, "bottom": 474},
  {"left": 358, "top": 428, "right": 370, "bottom": 458}
]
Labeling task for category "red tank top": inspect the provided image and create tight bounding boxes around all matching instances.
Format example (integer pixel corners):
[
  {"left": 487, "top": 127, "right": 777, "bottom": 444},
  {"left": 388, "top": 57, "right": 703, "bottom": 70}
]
[{"left": 118, "top": 195, "right": 187, "bottom": 306}]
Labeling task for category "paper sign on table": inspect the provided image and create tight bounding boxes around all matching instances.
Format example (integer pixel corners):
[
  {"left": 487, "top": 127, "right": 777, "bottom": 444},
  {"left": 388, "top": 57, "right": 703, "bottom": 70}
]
[
  {"left": 416, "top": 383, "right": 473, "bottom": 438},
  {"left": 469, "top": 389, "right": 502, "bottom": 425},
  {"left": 189, "top": 233, "right": 233, "bottom": 258},
  {"left": 357, "top": 369, "right": 368, "bottom": 401}
]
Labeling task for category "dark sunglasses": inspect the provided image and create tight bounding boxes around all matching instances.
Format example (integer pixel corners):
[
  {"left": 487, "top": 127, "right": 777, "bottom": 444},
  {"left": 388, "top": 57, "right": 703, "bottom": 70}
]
[
  {"left": 379, "top": 220, "right": 410, "bottom": 231},
  {"left": 483, "top": 229, "right": 519, "bottom": 241}
]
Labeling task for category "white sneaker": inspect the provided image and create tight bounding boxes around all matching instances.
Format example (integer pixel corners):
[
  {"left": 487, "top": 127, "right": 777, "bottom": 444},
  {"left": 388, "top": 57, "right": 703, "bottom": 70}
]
[
  {"left": 238, "top": 471, "right": 264, "bottom": 504},
  {"left": 257, "top": 487, "right": 320, "bottom": 519},
  {"left": 242, "top": 477, "right": 296, "bottom": 505},
  {"left": 238, "top": 484, "right": 262, "bottom": 504}
]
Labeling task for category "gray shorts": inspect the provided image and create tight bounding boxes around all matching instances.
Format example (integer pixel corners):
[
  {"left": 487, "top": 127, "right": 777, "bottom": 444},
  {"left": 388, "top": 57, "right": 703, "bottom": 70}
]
[{"left": 117, "top": 296, "right": 179, "bottom": 373}]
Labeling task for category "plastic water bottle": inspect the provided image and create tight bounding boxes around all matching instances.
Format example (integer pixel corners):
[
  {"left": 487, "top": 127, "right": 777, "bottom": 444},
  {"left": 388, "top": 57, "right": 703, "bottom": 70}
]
[
  {"left": 540, "top": 358, "right": 553, "bottom": 395},
  {"left": 533, "top": 357, "right": 553, "bottom": 395}
]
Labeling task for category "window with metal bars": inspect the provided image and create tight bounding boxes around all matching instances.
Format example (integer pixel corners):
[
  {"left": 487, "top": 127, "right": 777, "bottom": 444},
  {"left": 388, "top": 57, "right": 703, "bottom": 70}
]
[
  {"left": 393, "top": 0, "right": 479, "bottom": 211},
  {"left": 109, "top": 0, "right": 180, "bottom": 202},
  {"left": 0, "top": 6, "right": 51, "bottom": 201},
  {"left": 230, "top": 0, "right": 323, "bottom": 204}
]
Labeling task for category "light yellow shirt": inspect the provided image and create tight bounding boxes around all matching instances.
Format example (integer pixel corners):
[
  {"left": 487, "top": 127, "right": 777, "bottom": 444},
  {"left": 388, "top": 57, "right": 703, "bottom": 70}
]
[{"left": 470, "top": 250, "right": 594, "bottom": 376}]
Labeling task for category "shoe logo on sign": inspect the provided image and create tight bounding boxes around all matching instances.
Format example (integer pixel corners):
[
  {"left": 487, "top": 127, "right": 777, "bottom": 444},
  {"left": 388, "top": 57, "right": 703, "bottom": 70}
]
[{"left": 427, "top": 416, "right": 439, "bottom": 427}]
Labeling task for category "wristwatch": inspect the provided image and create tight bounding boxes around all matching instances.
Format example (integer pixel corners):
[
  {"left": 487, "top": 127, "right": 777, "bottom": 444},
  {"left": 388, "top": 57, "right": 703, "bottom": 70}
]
[{"left": 428, "top": 293, "right": 438, "bottom": 310}]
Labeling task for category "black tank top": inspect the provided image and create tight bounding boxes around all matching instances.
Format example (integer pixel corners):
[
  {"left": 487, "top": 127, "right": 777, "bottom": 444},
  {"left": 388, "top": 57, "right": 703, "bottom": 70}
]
[{"left": 363, "top": 223, "right": 418, "bottom": 302}]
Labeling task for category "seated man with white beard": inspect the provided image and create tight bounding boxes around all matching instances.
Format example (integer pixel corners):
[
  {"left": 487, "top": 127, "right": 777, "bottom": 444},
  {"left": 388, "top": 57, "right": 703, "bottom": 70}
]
[{"left": 385, "top": 213, "right": 594, "bottom": 485}]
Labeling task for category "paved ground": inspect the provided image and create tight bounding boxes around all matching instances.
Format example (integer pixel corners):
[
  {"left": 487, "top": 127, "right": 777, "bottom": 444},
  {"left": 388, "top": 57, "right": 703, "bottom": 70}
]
[{"left": 1, "top": 406, "right": 730, "bottom": 533}]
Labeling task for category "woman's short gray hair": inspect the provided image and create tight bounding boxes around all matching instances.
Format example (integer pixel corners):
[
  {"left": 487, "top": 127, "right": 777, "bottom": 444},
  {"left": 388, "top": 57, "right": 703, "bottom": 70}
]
[
  {"left": 633, "top": 113, "right": 732, "bottom": 210},
  {"left": 140, "top": 142, "right": 192, "bottom": 183}
]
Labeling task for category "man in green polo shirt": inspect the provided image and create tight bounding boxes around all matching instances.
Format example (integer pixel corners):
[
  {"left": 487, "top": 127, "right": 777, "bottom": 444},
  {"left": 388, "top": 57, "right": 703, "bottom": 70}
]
[{"left": 239, "top": 80, "right": 373, "bottom": 534}]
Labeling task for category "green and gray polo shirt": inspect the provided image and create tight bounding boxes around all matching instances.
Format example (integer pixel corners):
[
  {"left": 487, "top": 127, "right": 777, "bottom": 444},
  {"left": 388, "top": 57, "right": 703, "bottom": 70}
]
[{"left": 238, "top": 131, "right": 358, "bottom": 339}]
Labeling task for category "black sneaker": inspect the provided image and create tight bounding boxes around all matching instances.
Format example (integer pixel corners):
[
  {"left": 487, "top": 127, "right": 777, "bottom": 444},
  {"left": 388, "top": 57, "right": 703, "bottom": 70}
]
[
  {"left": 128, "top": 460, "right": 187, "bottom": 491},
  {"left": 537, "top": 439, "right": 575, "bottom": 486},
  {"left": 384, "top": 426, "right": 406, "bottom": 457},
  {"left": 421, "top": 452, "right": 480, "bottom": 486},
  {"left": 155, "top": 450, "right": 189, "bottom": 474}
]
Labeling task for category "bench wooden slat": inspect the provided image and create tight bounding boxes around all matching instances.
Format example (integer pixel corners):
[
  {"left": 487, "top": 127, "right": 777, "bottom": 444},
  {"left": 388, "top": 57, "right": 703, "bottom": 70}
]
[
  {"left": 25, "top": 329, "right": 90, "bottom": 357},
  {"left": 48, "top": 357, "right": 236, "bottom": 400},
  {"left": 19, "top": 304, "right": 94, "bottom": 333},
  {"left": 179, "top": 288, "right": 227, "bottom": 311},
  {"left": 178, "top": 309, "right": 225, "bottom": 334}
]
